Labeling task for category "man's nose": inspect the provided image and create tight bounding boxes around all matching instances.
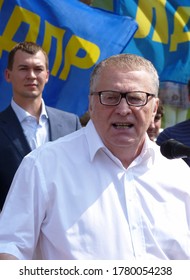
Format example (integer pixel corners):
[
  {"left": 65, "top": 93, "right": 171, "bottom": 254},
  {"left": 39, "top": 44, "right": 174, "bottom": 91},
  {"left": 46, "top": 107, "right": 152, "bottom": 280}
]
[
  {"left": 115, "top": 97, "right": 131, "bottom": 115},
  {"left": 26, "top": 69, "right": 36, "bottom": 78}
]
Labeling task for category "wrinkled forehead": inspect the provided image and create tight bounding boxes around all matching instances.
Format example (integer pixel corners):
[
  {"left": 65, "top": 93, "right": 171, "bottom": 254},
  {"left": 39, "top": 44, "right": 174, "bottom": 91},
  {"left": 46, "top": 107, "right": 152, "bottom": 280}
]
[
  {"left": 92, "top": 61, "right": 158, "bottom": 85},
  {"left": 91, "top": 66, "right": 158, "bottom": 94}
]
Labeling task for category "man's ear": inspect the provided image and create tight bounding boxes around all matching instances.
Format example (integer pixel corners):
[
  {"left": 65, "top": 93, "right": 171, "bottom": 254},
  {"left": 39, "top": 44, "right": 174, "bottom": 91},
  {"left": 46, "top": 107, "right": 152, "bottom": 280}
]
[
  {"left": 153, "top": 98, "right": 159, "bottom": 116},
  {"left": 150, "top": 98, "right": 159, "bottom": 125},
  {"left": 4, "top": 69, "right": 11, "bottom": 83},
  {"left": 45, "top": 70, "right": 50, "bottom": 83},
  {"left": 88, "top": 94, "right": 92, "bottom": 112}
]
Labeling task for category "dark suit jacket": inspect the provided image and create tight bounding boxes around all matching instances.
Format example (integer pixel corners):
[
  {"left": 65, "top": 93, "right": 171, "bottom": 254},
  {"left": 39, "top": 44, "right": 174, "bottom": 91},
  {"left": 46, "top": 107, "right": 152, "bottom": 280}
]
[{"left": 0, "top": 105, "right": 81, "bottom": 210}]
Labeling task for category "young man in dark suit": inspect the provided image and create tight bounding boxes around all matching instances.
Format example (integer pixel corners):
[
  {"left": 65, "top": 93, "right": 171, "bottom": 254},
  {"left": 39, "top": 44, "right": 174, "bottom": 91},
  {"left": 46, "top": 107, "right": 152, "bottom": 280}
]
[{"left": 0, "top": 41, "right": 81, "bottom": 210}]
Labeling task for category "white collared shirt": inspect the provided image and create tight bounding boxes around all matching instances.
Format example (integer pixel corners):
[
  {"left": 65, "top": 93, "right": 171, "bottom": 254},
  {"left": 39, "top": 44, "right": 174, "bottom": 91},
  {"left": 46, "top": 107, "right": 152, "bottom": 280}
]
[
  {"left": 11, "top": 99, "right": 49, "bottom": 150},
  {"left": 0, "top": 120, "right": 190, "bottom": 259}
]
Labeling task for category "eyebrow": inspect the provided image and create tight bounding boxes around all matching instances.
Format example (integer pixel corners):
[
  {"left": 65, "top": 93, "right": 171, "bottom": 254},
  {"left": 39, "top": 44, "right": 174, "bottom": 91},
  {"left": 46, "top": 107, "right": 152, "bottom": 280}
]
[{"left": 17, "top": 64, "right": 45, "bottom": 68}]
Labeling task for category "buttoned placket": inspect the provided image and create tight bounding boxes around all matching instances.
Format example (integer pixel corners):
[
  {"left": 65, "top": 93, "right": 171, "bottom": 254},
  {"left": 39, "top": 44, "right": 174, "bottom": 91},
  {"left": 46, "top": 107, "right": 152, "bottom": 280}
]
[
  {"left": 35, "top": 115, "right": 49, "bottom": 148},
  {"left": 123, "top": 167, "right": 146, "bottom": 258},
  {"left": 103, "top": 147, "right": 146, "bottom": 258},
  {"left": 23, "top": 115, "right": 48, "bottom": 150}
]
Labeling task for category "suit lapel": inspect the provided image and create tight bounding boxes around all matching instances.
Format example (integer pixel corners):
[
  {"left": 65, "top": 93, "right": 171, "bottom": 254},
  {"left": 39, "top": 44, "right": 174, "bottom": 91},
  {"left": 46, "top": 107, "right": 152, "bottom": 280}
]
[
  {"left": 0, "top": 106, "right": 31, "bottom": 157},
  {"left": 46, "top": 107, "right": 64, "bottom": 141}
]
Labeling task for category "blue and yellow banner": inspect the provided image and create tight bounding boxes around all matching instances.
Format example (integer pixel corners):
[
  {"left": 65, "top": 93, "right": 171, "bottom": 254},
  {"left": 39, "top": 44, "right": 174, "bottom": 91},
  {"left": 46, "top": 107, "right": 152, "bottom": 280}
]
[
  {"left": 114, "top": 0, "right": 190, "bottom": 85},
  {"left": 0, "top": 0, "right": 137, "bottom": 115}
]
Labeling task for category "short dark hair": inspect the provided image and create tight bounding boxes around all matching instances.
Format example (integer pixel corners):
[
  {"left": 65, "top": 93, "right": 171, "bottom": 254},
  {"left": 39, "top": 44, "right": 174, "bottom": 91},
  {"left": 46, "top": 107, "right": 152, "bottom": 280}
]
[
  {"left": 157, "top": 100, "right": 164, "bottom": 116},
  {"left": 7, "top": 41, "right": 49, "bottom": 70},
  {"left": 154, "top": 100, "right": 164, "bottom": 122}
]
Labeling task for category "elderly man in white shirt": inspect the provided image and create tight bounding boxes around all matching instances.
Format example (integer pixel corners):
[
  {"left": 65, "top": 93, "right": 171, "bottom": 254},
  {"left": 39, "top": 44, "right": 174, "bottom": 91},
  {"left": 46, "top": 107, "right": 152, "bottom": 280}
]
[{"left": 0, "top": 53, "right": 190, "bottom": 260}]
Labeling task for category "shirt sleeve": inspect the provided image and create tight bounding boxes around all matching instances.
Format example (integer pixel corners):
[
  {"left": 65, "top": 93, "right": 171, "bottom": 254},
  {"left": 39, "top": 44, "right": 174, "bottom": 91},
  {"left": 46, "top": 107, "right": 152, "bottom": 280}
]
[{"left": 0, "top": 152, "right": 48, "bottom": 260}]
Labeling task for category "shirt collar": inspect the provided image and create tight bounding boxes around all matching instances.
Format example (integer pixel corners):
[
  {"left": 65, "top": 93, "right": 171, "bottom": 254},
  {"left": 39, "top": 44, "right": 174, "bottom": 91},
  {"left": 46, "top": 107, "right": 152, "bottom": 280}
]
[
  {"left": 85, "top": 120, "right": 105, "bottom": 161},
  {"left": 85, "top": 120, "right": 122, "bottom": 167},
  {"left": 85, "top": 120, "right": 156, "bottom": 168},
  {"left": 130, "top": 134, "right": 156, "bottom": 168},
  {"left": 11, "top": 98, "right": 48, "bottom": 122}
]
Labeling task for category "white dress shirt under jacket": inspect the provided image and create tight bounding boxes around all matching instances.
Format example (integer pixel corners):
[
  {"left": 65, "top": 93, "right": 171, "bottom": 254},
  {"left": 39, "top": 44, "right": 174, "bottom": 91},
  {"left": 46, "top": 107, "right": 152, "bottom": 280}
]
[
  {"left": 11, "top": 99, "right": 49, "bottom": 150},
  {"left": 0, "top": 120, "right": 190, "bottom": 260}
]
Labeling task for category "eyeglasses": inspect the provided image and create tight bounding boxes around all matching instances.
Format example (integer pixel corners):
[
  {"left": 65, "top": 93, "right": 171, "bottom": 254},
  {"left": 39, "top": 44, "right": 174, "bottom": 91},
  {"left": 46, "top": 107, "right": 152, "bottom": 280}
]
[{"left": 90, "top": 90, "right": 155, "bottom": 107}]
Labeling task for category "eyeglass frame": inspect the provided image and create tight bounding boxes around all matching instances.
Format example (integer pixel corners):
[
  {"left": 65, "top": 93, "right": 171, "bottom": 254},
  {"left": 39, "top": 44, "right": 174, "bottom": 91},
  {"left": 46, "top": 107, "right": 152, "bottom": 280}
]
[{"left": 90, "top": 90, "right": 156, "bottom": 107}]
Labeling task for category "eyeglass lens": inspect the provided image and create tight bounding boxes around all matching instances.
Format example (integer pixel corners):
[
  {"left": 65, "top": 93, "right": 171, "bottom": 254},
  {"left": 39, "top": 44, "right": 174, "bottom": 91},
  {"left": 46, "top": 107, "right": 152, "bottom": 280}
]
[{"left": 100, "top": 91, "right": 148, "bottom": 106}]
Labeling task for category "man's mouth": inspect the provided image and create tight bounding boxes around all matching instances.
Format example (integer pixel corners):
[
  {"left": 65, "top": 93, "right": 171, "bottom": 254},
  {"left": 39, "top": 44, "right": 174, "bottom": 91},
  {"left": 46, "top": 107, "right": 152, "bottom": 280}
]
[
  {"left": 112, "top": 123, "right": 133, "bottom": 128},
  {"left": 25, "top": 83, "right": 37, "bottom": 87}
]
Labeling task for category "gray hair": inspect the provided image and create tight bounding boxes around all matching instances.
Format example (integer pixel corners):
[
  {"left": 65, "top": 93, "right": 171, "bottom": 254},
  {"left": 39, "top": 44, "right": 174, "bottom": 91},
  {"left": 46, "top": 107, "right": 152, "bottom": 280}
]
[{"left": 90, "top": 53, "right": 159, "bottom": 96}]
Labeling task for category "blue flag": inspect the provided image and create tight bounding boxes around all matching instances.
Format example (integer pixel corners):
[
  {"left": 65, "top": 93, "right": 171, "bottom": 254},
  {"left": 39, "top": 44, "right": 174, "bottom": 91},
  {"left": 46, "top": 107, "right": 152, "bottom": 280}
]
[
  {"left": 114, "top": 0, "right": 190, "bottom": 85},
  {"left": 0, "top": 0, "right": 137, "bottom": 115}
]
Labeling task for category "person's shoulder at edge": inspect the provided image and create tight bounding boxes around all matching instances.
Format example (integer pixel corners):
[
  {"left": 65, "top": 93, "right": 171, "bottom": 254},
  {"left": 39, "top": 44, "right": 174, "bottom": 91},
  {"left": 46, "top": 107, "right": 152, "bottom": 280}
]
[
  {"left": 46, "top": 105, "right": 79, "bottom": 117},
  {"left": 157, "top": 119, "right": 190, "bottom": 145}
]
